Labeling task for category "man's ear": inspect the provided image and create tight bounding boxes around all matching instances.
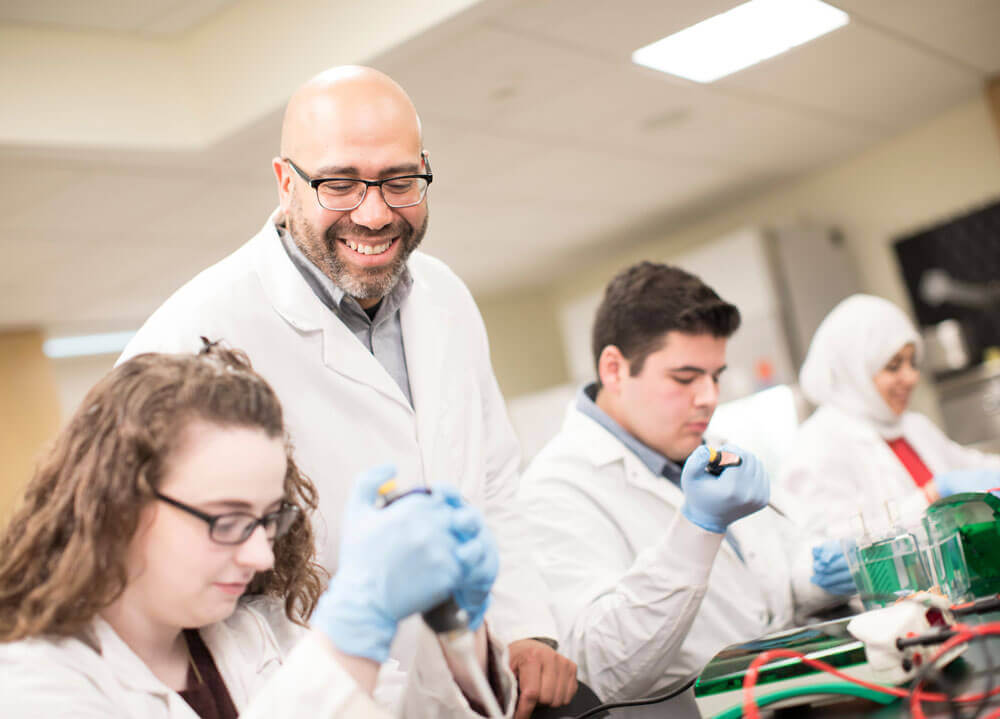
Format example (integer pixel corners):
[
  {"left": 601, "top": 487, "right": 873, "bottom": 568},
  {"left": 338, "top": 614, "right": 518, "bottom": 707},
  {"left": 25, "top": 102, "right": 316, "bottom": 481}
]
[
  {"left": 272, "top": 157, "right": 293, "bottom": 212},
  {"left": 597, "top": 345, "right": 629, "bottom": 394}
]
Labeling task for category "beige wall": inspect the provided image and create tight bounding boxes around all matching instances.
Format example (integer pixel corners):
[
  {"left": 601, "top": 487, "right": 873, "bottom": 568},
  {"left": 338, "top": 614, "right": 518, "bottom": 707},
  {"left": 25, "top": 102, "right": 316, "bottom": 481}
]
[
  {"left": 50, "top": 354, "right": 117, "bottom": 421},
  {"left": 0, "top": 331, "right": 61, "bottom": 524},
  {"left": 479, "top": 92, "right": 1000, "bottom": 416},
  {"left": 478, "top": 286, "right": 570, "bottom": 398}
]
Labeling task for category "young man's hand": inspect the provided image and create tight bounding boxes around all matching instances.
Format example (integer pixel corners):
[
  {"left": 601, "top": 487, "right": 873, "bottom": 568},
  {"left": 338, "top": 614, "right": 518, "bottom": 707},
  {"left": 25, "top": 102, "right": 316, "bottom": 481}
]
[
  {"left": 680, "top": 444, "right": 769, "bottom": 534},
  {"left": 508, "top": 639, "right": 578, "bottom": 719}
]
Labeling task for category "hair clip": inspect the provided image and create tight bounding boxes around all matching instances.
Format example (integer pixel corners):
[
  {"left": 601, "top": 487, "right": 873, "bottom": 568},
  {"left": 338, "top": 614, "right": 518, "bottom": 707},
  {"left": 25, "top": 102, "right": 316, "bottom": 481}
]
[{"left": 198, "top": 336, "right": 221, "bottom": 355}]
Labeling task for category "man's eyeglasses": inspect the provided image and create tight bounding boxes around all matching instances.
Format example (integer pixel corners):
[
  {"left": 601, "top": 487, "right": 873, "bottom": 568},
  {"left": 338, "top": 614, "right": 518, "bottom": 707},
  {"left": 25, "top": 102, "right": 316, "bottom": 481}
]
[
  {"left": 154, "top": 491, "right": 300, "bottom": 545},
  {"left": 284, "top": 154, "right": 433, "bottom": 212}
]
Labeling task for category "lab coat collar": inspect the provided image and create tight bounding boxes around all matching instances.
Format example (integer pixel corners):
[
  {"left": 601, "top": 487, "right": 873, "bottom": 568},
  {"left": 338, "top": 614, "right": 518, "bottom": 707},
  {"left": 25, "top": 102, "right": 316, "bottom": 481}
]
[
  {"left": 561, "top": 406, "right": 749, "bottom": 564},
  {"left": 250, "top": 212, "right": 412, "bottom": 410},
  {"left": 89, "top": 616, "right": 176, "bottom": 697},
  {"left": 561, "top": 405, "right": 687, "bottom": 503},
  {"left": 87, "top": 609, "right": 280, "bottom": 711},
  {"left": 574, "top": 383, "right": 682, "bottom": 482},
  {"left": 250, "top": 212, "right": 329, "bottom": 333},
  {"left": 561, "top": 403, "right": 633, "bottom": 467}
]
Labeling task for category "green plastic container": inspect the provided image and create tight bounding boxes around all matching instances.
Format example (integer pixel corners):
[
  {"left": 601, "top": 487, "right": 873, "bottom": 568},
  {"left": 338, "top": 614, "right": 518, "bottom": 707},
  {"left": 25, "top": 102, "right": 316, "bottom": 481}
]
[
  {"left": 923, "top": 492, "right": 1000, "bottom": 601},
  {"left": 843, "top": 530, "right": 931, "bottom": 609},
  {"left": 856, "top": 534, "right": 930, "bottom": 604}
]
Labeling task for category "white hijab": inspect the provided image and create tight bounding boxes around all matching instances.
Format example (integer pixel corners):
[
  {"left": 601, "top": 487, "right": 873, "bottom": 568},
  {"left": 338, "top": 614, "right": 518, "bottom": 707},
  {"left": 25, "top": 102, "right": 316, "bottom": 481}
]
[{"left": 799, "top": 294, "right": 923, "bottom": 438}]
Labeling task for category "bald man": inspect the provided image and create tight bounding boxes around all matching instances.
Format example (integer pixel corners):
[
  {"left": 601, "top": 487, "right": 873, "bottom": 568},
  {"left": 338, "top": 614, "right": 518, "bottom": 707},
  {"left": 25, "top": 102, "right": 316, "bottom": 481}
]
[{"left": 120, "top": 67, "right": 576, "bottom": 718}]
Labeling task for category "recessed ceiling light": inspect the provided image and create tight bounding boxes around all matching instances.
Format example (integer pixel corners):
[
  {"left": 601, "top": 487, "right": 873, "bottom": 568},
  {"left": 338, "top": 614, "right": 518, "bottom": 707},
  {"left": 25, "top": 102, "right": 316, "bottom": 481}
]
[
  {"left": 632, "top": 0, "right": 849, "bottom": 83},
  {"left": 43, "top": 331, "right": 136, "bottom": 359}
]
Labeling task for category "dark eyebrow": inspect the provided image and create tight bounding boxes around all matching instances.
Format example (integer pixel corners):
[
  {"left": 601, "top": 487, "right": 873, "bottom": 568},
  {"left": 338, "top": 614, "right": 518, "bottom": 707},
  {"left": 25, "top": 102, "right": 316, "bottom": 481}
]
[
  {"left": 200, "top": 498, "right": 284, "bottom": 513},
  {"left": 311, "top": 163, "right": 421, "bottom": 178},
  {"left": 311, "top": 165, "right": 358, "bottom": 177},
  {"left": 668, "top": 365, "right": 728, "bottom": 374}
]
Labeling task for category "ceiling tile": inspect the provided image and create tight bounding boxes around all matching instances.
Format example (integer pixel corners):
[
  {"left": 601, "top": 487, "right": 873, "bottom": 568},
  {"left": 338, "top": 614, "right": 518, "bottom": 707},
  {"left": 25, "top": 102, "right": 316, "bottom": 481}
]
[
  {"left": 493, "top": 0, "right": 740, "bottom": 58},
  {"left": 0, "top": 163, "right": 85, "bottom": 219},
  {"left": 834, "top": 0, "right": 1000, "bottom": 73},
  {"left": 382, "top": 23, "right": 616, "bottom": 130},
  {"left": 419, "top": 121, "right": 554, "bottom": 189},
  {"left": 496, "top": 64, "right": 878, "bottom": 172},
  {"left": 0, "top": 0, "right": 241, "bottom": 36},
  {"left": 714, "top": 21, "right": 983, "bottom": 131}
]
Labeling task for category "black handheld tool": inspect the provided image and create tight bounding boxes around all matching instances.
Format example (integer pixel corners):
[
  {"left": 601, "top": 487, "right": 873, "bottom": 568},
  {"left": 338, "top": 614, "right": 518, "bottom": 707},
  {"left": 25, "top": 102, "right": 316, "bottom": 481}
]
[
  {"left": 705, "top": 446, "right": 743, "bottom": 476},
  {"left": 375, "top": 478, "right": 504, "bottom": 718},
  {"left": 375, "top": 479, "right": 469, "bottom": 633}
]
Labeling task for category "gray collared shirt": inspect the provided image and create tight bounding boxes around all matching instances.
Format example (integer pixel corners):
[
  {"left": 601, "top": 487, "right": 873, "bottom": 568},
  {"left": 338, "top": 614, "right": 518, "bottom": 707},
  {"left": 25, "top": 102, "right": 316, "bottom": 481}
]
[
  {"left": 577, "top": 382, "right": 683, "bottom": 484},
  {"left": 279, "top": 227, "right": 414, "bottom": 406}
]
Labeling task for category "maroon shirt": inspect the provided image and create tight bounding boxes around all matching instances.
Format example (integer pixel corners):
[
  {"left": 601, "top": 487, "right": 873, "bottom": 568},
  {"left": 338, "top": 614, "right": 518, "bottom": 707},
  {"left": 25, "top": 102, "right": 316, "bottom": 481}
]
[{"left": 179, "top": 629, "right": 238, "bottom": 719}]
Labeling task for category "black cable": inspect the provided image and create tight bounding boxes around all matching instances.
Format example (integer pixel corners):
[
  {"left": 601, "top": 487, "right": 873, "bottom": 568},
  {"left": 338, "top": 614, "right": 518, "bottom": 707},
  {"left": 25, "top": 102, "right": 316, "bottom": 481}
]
[
  {"left": 897, "top": 628, "right": 958, "bottom": 650},
  {"left": 952, "top": 595, "right": 1000, "bottom": 618},
  {"left": 570, "top": 676, "right": 698, "bottom": 719},
  {"left": 908, "top": 628, "right": 1000, "bottom": 719},
  {"left": 968, "top": 630, "right": 996, "bottom": 719},
  {"left": 945, "top": 594, "right": 1000, "bottom": 718}
]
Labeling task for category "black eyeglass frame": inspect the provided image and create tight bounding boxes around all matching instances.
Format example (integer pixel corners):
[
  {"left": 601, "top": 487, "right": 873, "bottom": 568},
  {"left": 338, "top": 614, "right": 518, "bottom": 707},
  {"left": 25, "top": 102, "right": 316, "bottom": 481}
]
[
  {"left": 153, "top": 491, "right": 300, "bottom": 545},
  {"left": 283, "top": 153, "right": 433, "bottom": 211}
]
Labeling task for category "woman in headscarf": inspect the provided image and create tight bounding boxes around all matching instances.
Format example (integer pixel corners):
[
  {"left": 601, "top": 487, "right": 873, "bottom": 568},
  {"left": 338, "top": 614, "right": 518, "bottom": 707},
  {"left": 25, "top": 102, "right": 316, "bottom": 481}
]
[{"left": 778, "top": 294, "right": 1000, "bottom": 532}]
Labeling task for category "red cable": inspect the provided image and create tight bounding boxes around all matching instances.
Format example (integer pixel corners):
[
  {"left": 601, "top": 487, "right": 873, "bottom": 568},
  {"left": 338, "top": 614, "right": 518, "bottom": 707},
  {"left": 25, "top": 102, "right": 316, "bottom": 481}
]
[
  {"left": 909, "top": 622, "right": 1000, "bottom": 719},
  {"left": 742, "top": 649, "right": 914, "bottom": 719},
  {"left": 741, "top": 622, "right": 1000, "bottom": 719}
]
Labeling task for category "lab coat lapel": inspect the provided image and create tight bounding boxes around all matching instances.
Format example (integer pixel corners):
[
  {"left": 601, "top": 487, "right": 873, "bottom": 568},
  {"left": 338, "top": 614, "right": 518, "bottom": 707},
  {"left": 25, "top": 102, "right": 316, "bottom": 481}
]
[
  {"left": 399, "top": 265, "right": 455, "bottom": 478},
  {"left": 252, "top": 219, "right": 411, "bottom": 409},
  {"left": 88, "top": 617, "right": 202, "bottom": 716},
  {"left": 569, "top": 407, "right": 744, "bottom": 564},
  {"left": 90, "top": 618, "right": 171, "bottom": 696},
  {"left": 565, "top": 409, "right": 682, "bottom": 502}
]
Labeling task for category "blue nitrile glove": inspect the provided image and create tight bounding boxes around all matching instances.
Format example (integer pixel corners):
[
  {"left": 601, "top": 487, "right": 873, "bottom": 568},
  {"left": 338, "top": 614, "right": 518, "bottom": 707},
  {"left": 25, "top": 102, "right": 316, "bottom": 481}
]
[
  {"left": 810, "top": 539, "right": 856, "bottom": 596},
  {"left": 438, "top": 485, "right": 499, "bottom": 630},
  {"left": 313, "top": 464, "right": 466, "bottom": 663},
  {"left": 680, "top": 444, "right": 769, "bottom": 534},
  {"left": 934, "top": 469, "right": 1000, "bottom": 498}
]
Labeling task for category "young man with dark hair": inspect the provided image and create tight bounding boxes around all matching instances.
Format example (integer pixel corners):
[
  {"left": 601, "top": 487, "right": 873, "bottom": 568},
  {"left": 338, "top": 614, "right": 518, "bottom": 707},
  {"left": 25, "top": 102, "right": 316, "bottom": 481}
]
[{"left": 516, "top": 261, "right": 851, "bottom": 717}]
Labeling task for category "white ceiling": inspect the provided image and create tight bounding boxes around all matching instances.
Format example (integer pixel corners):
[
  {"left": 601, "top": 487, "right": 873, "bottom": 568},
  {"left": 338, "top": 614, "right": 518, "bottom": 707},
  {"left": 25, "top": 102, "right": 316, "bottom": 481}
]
[
  {"left": 1, "top": 0, "right": 998, "bottom": 334},
  {"left": 0, "top": 0, "right": 241, "bottom": 36}
]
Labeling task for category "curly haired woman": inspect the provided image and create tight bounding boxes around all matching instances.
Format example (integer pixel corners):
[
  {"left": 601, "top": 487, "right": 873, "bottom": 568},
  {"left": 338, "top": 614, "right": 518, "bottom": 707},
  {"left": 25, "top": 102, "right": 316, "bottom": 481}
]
[{"left": 0, "top": 345, "right": 511, "bottom": 718}]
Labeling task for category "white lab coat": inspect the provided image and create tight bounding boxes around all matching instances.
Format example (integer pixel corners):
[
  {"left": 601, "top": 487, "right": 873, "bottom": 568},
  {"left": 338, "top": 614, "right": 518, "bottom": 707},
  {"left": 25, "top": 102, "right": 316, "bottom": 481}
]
[
  {"left": 516, "top": 406, "right": 834, "bottom": 717},
  {"left": 119, "top": 217, "right": 556, "bottom": 662},
  {"left": 778, "top": 405, "right": 1000, "bottom": 533},
  {"left": 0, "top": 598, "right": 516, "bottom": 718}
]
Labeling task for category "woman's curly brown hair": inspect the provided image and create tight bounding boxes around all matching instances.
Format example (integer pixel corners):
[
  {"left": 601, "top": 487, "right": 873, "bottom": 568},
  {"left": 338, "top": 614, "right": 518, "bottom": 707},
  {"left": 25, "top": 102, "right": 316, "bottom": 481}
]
[{"left": 0, "top": 342, "right": 327, "bottom": 642}]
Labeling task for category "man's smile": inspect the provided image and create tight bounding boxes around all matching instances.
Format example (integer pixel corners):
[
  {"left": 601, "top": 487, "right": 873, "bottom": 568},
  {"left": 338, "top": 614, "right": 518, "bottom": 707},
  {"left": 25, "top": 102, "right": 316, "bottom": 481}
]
[{"left": 342, "top": 237, "right": 395, "bottom": 256}]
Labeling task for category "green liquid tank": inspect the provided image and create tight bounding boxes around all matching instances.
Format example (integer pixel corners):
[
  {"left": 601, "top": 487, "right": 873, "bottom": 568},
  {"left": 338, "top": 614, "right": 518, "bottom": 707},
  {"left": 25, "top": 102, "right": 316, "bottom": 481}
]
[{"left": 923, "top": 492, "right": 1000, "bottom": 601}]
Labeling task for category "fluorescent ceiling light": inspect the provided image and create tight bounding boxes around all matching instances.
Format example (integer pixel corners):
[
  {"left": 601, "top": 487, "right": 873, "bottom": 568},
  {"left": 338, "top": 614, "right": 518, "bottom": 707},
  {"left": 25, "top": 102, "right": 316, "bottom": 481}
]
[
  {"left": 43, "top": 331, "right": 136, "bottom": 359},
  {"left": 632, "top": 0, "right": 849, "bottom": 83}
]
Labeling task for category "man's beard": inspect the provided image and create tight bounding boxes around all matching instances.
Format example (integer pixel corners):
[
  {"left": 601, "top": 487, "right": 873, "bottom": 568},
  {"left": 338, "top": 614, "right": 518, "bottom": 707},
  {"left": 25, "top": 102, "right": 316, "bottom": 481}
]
[{"left": 289, "top": 202, "right": 427, "bottom": 302}]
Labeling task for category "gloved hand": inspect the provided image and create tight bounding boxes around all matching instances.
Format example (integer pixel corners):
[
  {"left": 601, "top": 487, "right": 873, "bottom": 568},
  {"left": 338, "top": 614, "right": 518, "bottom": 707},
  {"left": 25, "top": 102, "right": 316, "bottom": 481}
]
[
  {"left": 680, "top": 444, "right": 769, "bottom": 534},
  {"left": 933, "top": 469, "right": 1000, "bottom": 498},
  {"left": 436, "top": 484, "right": 498, "bottom": 630},
  {"left": 810, "top": 539, "right": 856, "bottom": 596},
  {"left": 313, "top": 464, "right": 473, "bottom": 662}
]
